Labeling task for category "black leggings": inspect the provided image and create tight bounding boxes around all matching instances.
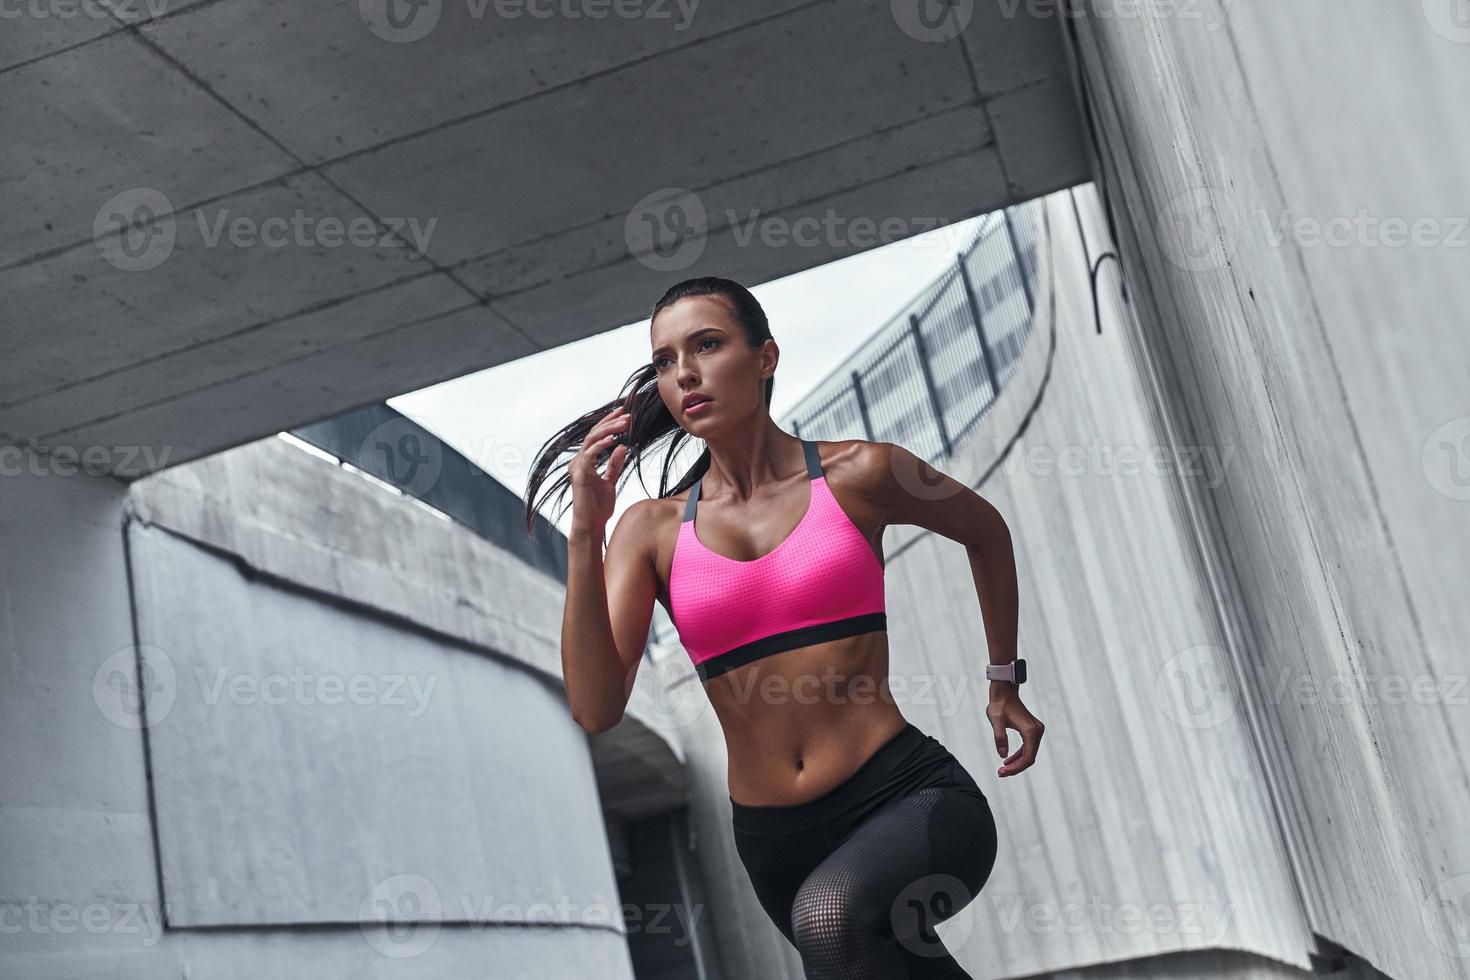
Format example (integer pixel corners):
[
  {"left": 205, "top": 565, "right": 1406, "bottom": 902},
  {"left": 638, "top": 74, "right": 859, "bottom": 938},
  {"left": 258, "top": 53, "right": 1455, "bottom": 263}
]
[{"left": 730, "top": 722, "right": 998, "bottom": 979}]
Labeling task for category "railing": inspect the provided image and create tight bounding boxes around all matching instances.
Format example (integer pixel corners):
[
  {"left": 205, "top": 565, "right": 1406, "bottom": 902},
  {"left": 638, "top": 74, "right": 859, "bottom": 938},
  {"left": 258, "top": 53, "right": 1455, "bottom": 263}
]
[
  {"left": 289, "top": 403, "right": 570, "bottom": 584},
  {"left": 778, "top": 200, "right": 1041, "bottom": 462}
]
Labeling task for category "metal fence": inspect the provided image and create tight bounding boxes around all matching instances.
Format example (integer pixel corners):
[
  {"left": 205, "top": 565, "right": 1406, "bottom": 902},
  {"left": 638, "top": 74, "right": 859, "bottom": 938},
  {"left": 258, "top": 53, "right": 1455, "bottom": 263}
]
[{"left": 779, "top": 200, "right": 1041, "bottom": 463}]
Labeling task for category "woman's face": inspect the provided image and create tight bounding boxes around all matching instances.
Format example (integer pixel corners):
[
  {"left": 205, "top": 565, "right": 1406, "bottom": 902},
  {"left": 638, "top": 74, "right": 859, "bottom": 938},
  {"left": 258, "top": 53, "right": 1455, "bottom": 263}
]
[{"left": 650, "top": 295, "right": 773, "bottom": 433}]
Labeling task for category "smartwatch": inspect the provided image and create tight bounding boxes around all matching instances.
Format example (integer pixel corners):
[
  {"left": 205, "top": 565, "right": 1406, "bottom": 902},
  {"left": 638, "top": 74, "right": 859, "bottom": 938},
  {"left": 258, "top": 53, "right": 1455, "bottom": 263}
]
[{"left": 985, "top": 658, "right": 1027, "bottom": 684}]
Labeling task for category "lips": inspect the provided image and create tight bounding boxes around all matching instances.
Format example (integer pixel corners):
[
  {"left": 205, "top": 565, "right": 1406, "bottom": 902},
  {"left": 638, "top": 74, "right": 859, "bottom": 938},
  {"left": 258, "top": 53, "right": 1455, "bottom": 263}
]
[{"left": 683, "top": 394, "right": 712, "bottom": 412}]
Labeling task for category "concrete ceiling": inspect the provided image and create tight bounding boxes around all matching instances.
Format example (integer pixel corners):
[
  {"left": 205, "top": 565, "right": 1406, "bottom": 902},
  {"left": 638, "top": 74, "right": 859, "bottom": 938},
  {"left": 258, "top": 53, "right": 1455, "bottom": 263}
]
[{"left": 2, "top": 0, "right": 1088, "bottom": 478}]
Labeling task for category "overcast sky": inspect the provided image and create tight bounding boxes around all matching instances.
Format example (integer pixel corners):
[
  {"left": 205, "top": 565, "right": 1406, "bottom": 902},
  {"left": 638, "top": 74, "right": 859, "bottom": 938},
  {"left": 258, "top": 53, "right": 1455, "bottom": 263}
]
[{"left": 388, "top": 214, "right": 986, "bottom": 536}]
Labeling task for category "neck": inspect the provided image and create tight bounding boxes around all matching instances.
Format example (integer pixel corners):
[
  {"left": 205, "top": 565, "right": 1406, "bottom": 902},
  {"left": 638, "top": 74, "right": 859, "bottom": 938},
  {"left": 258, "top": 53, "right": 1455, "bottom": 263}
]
[{"left": 701, "top": 422, "right": 805, "bottom": 501}]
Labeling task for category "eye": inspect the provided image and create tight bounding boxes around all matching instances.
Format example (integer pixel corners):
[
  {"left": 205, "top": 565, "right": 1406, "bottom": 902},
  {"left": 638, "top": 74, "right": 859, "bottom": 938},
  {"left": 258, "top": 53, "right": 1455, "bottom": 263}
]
[{"left": 700, "top": 337, "right": 719, "bottom": 351}]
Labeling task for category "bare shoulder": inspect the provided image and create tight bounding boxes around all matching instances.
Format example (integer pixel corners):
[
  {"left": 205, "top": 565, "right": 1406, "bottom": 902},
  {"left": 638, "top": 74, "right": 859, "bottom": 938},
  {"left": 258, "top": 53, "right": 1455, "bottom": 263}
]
[
  {"left": 814, "top": 439, "right": 940, "bottom": 522},
  {"left": 810, "top": 438, "right": 897, "bottom": 519},
  {"left": 611, "top": 495, "right": 671, "bottom": 542},
  {"left": 608, "top": 491, "right": 687, "bottom": 562},
  {"left": 814, "top": 438, "right": 904, "bottom": 492}
]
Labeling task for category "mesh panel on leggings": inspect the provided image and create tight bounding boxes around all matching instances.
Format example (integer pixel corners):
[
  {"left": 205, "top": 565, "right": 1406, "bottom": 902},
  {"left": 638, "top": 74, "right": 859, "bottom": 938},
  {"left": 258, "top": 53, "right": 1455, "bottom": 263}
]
[{"left": 787, "top": 787, "right": 995, "bottom": 979}]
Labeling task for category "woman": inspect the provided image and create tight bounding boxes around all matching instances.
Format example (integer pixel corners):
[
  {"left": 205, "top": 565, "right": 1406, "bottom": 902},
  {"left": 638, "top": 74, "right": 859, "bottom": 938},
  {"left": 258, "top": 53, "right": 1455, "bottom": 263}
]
[{"left": 525, "top": 276, "right": 1044, "bottom": 978}]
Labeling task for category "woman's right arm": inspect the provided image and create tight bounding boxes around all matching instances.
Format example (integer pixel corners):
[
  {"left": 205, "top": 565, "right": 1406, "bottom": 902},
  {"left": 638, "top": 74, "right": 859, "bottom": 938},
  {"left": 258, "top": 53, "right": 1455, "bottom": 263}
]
[{"left": 560, "top": 406, "right": 659, "bottom": 733}]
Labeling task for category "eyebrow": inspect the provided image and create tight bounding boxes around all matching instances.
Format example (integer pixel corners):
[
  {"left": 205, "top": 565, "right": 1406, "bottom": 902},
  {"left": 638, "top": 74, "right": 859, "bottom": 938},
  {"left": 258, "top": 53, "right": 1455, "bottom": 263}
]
[{"left": 651, "top": 326, "right": 724, "bottom": 360}]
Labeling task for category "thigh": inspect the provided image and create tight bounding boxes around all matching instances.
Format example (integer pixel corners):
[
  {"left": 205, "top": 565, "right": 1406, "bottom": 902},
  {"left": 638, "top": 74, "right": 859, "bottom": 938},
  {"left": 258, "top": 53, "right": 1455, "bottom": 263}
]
[
  {"left": 802, "top": 780, "right": 998, "bottom": 960},
  {"left": 732, "top": 823, "right": 832, "bottom": 947}
]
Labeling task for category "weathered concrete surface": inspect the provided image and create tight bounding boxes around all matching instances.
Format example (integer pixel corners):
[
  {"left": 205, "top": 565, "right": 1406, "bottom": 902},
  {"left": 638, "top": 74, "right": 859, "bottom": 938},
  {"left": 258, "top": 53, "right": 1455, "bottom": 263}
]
[
  {"left": 1, "top": 0, "right": 1087, "bottom": 477},
  {"left": 1065, "top": 3, "right": 1470, "bottom": 979},
  {"left": 1, "top": 434, "right": 701, "bottom": 976}
]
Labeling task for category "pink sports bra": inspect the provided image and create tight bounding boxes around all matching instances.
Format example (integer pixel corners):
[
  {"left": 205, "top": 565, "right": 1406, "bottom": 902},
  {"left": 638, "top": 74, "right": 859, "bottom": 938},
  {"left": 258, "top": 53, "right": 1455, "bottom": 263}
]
[{"left": 668, "top": 439, "right": 887, "bottom": 682}]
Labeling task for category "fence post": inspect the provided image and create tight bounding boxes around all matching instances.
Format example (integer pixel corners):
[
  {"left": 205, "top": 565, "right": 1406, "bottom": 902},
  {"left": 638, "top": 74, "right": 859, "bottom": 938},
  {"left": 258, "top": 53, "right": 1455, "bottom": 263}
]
[
  {"left": 850, "top": 370, "right": 875, "bottom": 441},
  {"left": 957, "top": 250, "right": 1000, "bottom": 399},
  {"left": 908, "top": 314, "right": 951, "bottom": 457},
  {"left": 1003, "top": 205, "right": 1035, "bottom": 314}
]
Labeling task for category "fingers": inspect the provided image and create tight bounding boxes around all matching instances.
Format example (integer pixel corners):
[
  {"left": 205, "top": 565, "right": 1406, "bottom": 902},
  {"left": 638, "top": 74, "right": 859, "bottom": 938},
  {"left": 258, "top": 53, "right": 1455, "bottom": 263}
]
[
  {"left": 576, "top": 407, "right": 631, "bottom": 468},
  {"left": 604, "top": 443, "right": 629, "bottom": 483},
  {"left": 996, "top": 714, "right": 1044, "bottom": 777},
  {"left": 583, "top": 406, "right": 629, "bottom": 447},
  {"left": 990, "top": 715, "right": 1009, "bottom": 759}
]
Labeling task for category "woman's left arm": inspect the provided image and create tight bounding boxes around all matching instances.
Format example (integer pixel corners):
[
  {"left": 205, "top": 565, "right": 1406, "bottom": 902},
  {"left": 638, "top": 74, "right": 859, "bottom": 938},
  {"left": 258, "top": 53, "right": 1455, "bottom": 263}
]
[{"left": 861, "top": 440, "right": 1044, "bottom": 777}]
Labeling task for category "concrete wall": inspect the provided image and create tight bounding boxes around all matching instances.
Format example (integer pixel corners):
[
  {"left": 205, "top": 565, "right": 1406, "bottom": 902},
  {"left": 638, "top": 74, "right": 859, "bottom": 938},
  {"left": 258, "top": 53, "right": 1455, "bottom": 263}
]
[
  {"left": 0, "top": 457, "right": 157, "bottom": 978},
  {"left": 1, "top": 435, "right": 687, "bottom": 977},
  {"left": 651, "top": 186, "right": 1348, "bottom": 980},
  {"left": 1066, "top": 4, "right": 1470, "bottom": 978}
]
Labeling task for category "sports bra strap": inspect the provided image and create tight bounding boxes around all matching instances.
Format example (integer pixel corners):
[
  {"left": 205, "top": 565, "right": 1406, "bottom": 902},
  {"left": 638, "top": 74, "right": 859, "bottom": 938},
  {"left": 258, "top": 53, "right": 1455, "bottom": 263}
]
[
  {"left": 682, "top": 474, "right": 701, "bottom": 521},
  {"left": 801, "top": 438, "right": 823, "bottom": 480},
  {"left": 681, "top": 439, "right": 822, "bottom": 523}
]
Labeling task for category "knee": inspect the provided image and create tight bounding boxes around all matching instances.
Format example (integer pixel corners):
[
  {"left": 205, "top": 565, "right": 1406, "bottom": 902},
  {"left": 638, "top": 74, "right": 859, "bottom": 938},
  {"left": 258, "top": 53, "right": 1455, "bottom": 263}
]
[{"left": 789, "top": 871, "right": 884, "bottom": 965}]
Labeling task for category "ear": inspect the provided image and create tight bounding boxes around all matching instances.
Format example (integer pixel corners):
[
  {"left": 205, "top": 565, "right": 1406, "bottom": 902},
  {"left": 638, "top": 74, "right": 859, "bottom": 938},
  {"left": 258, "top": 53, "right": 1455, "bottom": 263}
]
[{"left": 759, "top": 337, "right": 779, "bottom": 379}]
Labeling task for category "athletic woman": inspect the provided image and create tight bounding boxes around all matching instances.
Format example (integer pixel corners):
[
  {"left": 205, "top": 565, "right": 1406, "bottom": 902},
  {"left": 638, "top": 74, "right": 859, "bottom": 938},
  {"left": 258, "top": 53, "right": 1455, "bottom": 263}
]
[{"left": 525, "top": 276, "right": 1044, "bottom": 978}]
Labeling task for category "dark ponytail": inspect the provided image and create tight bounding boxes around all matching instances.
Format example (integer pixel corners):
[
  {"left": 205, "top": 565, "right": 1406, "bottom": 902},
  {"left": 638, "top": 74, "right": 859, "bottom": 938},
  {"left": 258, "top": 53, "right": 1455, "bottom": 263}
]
[{"left": 523, "top": 276, "right": 776, "bottom": 535}]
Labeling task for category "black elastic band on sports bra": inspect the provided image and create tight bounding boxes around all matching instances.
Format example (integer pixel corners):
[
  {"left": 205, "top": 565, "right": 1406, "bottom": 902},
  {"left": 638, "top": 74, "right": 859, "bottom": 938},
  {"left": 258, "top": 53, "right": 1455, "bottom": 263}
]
[
  {"left": 695, "top": 611, "right": 887, "bottom": 682},
  {"left": 683, "top": 439, "right": 822, "bottom": 523}
]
